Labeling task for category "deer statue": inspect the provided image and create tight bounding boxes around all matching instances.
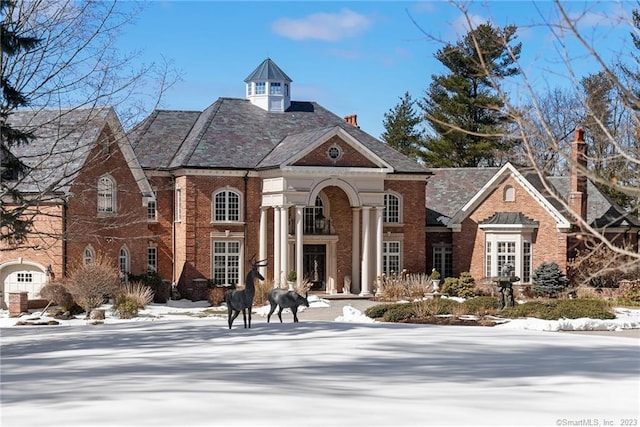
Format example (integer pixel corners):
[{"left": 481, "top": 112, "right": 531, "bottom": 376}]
[
  {"left": 267, "top": 288, "right": 310, "bottom": 323},
  {"left": 226, "top": 255, "right": 267, "bottom": 329}
]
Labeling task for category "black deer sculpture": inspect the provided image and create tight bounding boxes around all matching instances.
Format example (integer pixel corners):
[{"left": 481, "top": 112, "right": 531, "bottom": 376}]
[
  {"left": 226, "top": 256, "right": 267, "bottom": 329},
  {"left": 267, "top": 288, "right": 310, "bottom": 323}
]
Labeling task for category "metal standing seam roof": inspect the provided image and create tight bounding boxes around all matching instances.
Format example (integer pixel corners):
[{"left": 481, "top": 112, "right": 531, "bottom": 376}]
[
  {"left": 479, "top": 212, "right": 539, "bottom": 226},
  {"left": 244, "top": 58, "right": 293, "bottom": 83}
]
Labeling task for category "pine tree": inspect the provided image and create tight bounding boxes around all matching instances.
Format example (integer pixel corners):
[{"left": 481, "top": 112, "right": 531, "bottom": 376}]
[
  {"left": 532, "top": 262, "right": 567, "bottom": 297},
  {"left": 1, "top": 0, "right": 42, "bottom": 244},
  {"left": 380, "top": 91, "right": 422, "bottom": 161},
  {"left": 419, "top": 22, "right": 521, "bottom": 167}
]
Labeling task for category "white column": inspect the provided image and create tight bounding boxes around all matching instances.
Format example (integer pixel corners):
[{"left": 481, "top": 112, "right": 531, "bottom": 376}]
[
  {"left": 280, "top": 205, "right": 289, "bottom": 285},
  {"left": 360, "top": 206, "right": 371, "bottom": 296},
  {"left": 375, "top": 206, "right": 384, "bottom": 288},
  {"left": 295, "top": 206, "right": 304, "bottom": 286},
  {"left": 351, "top": 207, "right": 361, "bottom": 294},
  {"left": 273, "top": 206, "right": 281, "bottom": 286},
  {"left": 259, "top": 206, "right": 267, "bottom": 279}
]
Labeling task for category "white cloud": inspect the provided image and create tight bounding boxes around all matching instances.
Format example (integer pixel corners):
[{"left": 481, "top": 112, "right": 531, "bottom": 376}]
[
  {"left": 450, "top": 13, "right": 487, "bottom": 39},
  {"left": 271, "top": 8, "right": 373, "bottom": 42}
]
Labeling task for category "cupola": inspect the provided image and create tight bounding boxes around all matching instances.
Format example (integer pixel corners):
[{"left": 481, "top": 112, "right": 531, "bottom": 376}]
[{"left": 244, "top": 58, "right": 292, "bottom": 112}]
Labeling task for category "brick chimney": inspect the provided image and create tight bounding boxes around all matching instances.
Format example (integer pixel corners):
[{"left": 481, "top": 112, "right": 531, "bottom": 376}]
[
  {"left": 343, "top": 114, "right": 359, "bottom": 128},
  {"left": 569, "top": 128, "right": 587, "bottom": 221}
]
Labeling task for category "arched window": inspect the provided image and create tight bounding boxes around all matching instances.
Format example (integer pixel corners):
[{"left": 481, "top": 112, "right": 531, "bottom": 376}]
[
  {"left": 118, "top": 246, "right": 130, "bottom": 276},
  {"left": 213, "top": 189, "right": 241, "bottom": 222},
  {"left": 384, "top": 193, "right": 401, "bottom": 223},
  {"left": 97, "top": 175, "right": 116, "bottom": 213},
  {"left": 504, "top": 185, "right": 516, "bottom": 202},
  {"left": 83, "top": 246, "right": 95, "bottom": 265}
]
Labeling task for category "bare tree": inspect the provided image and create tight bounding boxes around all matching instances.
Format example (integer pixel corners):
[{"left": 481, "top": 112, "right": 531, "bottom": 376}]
[
  {"left": 417, "top": 1, "right": 640, "bottom": 284},
  {"left": 1, "top": 0, "right": 179, "bottom": 245}
]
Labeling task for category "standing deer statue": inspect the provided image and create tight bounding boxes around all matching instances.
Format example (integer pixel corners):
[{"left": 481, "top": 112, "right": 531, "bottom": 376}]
[
  {"left": 226, "top": 256, "right": 267, "bottom": 329},
  {"left": 267, "top": 288, "right": 310, "bottom": 323}
]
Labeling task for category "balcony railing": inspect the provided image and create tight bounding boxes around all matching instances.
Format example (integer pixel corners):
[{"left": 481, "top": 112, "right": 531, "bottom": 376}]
[{"left": 289, "top": 219, "right": 332, "bottom": 235}]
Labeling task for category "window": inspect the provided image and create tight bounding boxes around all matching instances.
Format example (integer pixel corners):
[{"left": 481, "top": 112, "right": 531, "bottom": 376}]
[
  {"left": 247, "top": 83, "right": 252, "bottom": 96},
  {"left": 285, "top": 84, "right": 289, "bottom": 96},
  {"left": 270, "top": 82, "right": 282, "bottom": 95},
  {"left": 119, "top": 247, "right": 130, "bottom": 276},
  {"left": 484, "top": 234, "right": 534, "bottom": 283},
  {"left": 213, "top": 241, "right": 240, "bottom": 286},
  {"left": 304, "top": 196, "right": 324, "bottom": 234},
  {"left": 383, "top": 241, "right": 401, "bottom": 274},
  {"left": 433, "top": 245, "right": 453, "bottom": 278},
  {"left": 175, "top": 187, "right": 181, "bottom": 222},
  {"left": 213, "top": 190, "right": 240, "bottom": 222},
  {"left": 97, "top": 175, "right": 116, "bottom": 213},
  {"left": 83, "top": 246, "right": 95, "bottom": 265},
  {"left": 147, "top": 199, "right": 157, "bottom": 221},
  {"left": 17, "top": 272, "right": 33, "bottom": 283},
  {"left": 504, "top": 185, "right": 515, "bottom": 202},
  {"left": 255, "top": 82, "right": 265, "bottom": 94},
  {"left": 384, "top": 193, "right": 400, "bottom": 223},
  {"left": 148, "top": 246, "right": 157, "bottom": 273}
]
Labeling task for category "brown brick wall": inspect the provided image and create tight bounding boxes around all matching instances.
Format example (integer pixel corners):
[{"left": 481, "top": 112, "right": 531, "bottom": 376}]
[
  {"left": 453, "top": 176, "right": 568, "bottom": 283},
  {"left": 294, "top": 136, "right": 377, "bottom": 167}
]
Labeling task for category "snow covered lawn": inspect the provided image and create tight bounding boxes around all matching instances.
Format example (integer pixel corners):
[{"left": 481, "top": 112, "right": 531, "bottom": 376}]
[{"left": 1, "top": 301, "right": 639, "bottom": 427}]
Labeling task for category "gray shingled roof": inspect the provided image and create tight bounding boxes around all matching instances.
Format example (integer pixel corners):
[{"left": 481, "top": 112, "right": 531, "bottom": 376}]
[
  {"left": 244, "top": 58, "right": 292, "bottom": 83},
  {"left": 129, "top": 97, "right": 428, "bottom": 173},
  {"left": 426, "top": 166, "right": 640, "bottom": 229},
  {"left": 4, "top": 107, "right": 112, "bottom": 195}
]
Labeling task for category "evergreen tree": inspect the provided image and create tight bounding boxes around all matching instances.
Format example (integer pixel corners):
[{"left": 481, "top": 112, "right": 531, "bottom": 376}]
[
  {"left": 381, "top": 91, "right": 422, "bottom": 161},
  {"left": 532, "top": 262, "right": 568, "bottom": 297},
  {"left": 419, "top": 22, "right": 521, "bottom": 167},
  {"left": 1, "top": 0, "right": 42, "bottom": 244}
]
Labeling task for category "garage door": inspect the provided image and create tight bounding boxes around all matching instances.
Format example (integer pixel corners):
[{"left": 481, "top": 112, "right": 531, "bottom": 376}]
[{"left": 1, "top": 265, "right": 47, "bottom": 310}]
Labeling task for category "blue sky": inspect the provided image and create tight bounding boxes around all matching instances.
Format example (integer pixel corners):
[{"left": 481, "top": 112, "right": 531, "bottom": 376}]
[{"left": 118, "top": 1, "right": 636, "bottom": 139}]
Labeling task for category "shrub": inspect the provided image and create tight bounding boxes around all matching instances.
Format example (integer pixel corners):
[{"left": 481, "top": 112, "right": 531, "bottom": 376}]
[
  {"left": 532, "top": 262, "right": 568, "bottom": 297},
  {"left": 462, "top": 296, "right": 501, "bottom": 316},
  {"left": 64, "top": 255, "right": 120, "bottom": 317},
  {"left": 208, "top": 287, "right": 227, "bottom": 306},
  {"left": 413, "top": 298, "right": 460, "bottom": 317},
  {"left": 253, "top": 279, "right": 272, "bottom": 306},
  {"left": 440, "top": 272, "right": 475, "bottom": 298},
  {"left": 381, "top": 303, "right": 416, "bottom": 322},
  {"left": 619, "top": 280, "right": 640, "bottom": 303},
  {"left": 364, "top": 303, "right": 395, "bottom": 319},
  {"left": 112, "top": 282, "right": 154, "bottom": 319},
  {"left": 567, "top": 242, "right": 638, "bottom": 287},
  {"left": 39, "top": 282, "right": 75, "bottom": 310},
  {"left": 128, "top": 272, "right": 168, "bottom": 303},
  {"left": 500, "top": 299, "right": 615, "bottom": 320}
]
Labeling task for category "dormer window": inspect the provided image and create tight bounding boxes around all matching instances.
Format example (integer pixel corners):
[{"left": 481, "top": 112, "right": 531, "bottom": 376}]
[
  {"left": 270, "top": 82, "right": 282, "bottom": 95},
  {"left": 255, "top": 82, "right": 265, "bottom": 95}
]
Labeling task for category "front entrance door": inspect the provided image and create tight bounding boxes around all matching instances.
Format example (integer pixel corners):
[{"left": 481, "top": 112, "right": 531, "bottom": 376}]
[{"left": 303, "top": 244, "right": 326, "bottom": 290}]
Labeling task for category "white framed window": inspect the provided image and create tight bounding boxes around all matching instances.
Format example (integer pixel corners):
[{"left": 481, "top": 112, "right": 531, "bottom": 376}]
[
  {"left": 304, "top": 195, "right": 326, "bottom": 234},
  {"left": 175, "top": 187, "right": 182, "bottom": 222},
  {"left": 17, "top": 272, "right": 33, "bottom": 283},
  {"left": 504, "top": 185, "right": 516, "bottom": 202},
  {"left": 484, "top": 233, "right": 533, "bottom": 283},
  {"left": 147, "top": 190, "right": 157, "bottom": 221},
  {"left": 119, "top": 246, "right": 130, "bottom": 276},
  {"left": 83, "top": 246, "right": 96, "bottom": 265},
  {"left": 213, "top": 240, "right": 240, "bottom": 287},
  {"left": 270, "top": 82, "right": 282, "bottom": 95},
  {"left": 384, "top": 193, "right": 401, "bottom": 223},
  {"left": 255, "top": 82, "right": 265, "bottom": 94},
  {"left": 147, "top": 246, "right": 157, "bottom": 273},
  {"left": 213, "top": 189, "right": 241, "bottom": 222},
  {"left": 433, "top": 245, "right": 453, "bottom": 278},
  {"left": 382, "top": 241, "right": 401, "bottom": 275},
  {"left": 247, "top": 82, "right": 252, "bottom": 96},
  {"left": 97, "top": 175, "right": 116, "bottom": 213}
]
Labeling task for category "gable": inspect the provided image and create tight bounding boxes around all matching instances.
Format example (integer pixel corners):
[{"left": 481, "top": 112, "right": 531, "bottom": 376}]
[
  {"left": 293, "top": 135, "right": 378, "bottom": 168},
  {"left": 448, "top": 163, "right": 571, "bottom": 232}
]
